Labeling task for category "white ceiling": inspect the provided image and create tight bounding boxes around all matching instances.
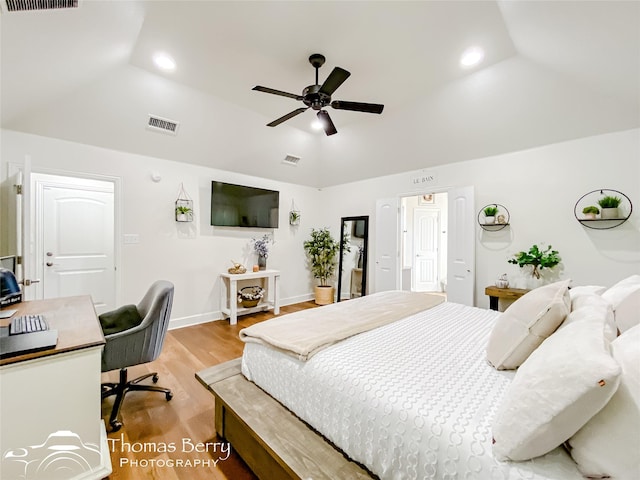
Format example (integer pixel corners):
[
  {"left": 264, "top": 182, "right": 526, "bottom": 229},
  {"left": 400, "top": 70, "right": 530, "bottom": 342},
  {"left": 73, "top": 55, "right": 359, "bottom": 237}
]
[{"left": 1, "top": 1, "right": 638, "bottom": 187}]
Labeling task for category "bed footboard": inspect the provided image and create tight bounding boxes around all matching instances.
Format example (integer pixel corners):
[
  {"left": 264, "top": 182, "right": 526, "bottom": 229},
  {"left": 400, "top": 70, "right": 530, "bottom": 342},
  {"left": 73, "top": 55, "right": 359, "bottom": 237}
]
[{"left": 196, "top": 358, "right": 371, "bottom": 480}]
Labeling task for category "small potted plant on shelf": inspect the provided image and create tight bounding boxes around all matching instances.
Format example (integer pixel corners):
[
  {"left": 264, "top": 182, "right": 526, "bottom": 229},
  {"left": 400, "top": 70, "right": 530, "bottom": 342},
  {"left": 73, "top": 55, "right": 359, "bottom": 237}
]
[
  {"left": 581, "top": 205, "right": 600, "bottom": 220},
  {"left": 508, "top": 244, "right": 561, "bottom": 282},
  {"left": 303, "top": 228, "right": 340, "bottom": 305},
  {"left": 289, "top": 210, "right": 300, "bottom": 226},
  {"left": 237, "top": 286, "right": 264, "bottom": 308},
  {"left": 175, "top": 205, "right": 193, "bottom": 222},
  {"left": 483, "top": 205, "right": 499, "bottom": 224},
  {"left": 597, "top": 195, "right": 622, "bottom": 219}
]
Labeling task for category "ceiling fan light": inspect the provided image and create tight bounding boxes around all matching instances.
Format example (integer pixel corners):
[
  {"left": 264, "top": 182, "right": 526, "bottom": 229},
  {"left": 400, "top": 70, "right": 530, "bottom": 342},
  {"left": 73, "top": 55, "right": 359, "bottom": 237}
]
[
  {"left": 460, "top": 46, "right": 484, "bottom": 68},
  {"left": 311, "top": 119, "right": 324, "bottom": 130},
  {"left": 153, "top": 52, "right": 176, "bottom": 72}
]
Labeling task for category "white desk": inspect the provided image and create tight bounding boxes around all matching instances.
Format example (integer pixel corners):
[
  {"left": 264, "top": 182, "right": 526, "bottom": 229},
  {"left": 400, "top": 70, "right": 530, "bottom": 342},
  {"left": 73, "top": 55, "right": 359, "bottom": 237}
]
[
  {"left": 0, "top": 296, "right": 111, "bottom": 479},
  {"left": 220, "top": 270, "right": 280, "bottom": 325}
]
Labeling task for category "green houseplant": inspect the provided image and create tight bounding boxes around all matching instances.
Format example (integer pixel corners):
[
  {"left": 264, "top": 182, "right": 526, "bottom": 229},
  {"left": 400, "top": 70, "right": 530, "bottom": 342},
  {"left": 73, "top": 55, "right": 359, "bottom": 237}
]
[
  {"left": 508, "top": 244, "right": 561, "bottom": 280},
  {"left": 303, "top": 228, "right": 340, "bottom": 305},
  {"left": 175, "top": 205, "right": 193, "bottom": 222},
  {"left": 598, "top": 195, "right": 622, "bottom": 219},
  {"left": 581, "top": 205, "right": 599, "bottom": 220},
  {"left": 483, "top": 205, "right": 499, "bottom": 224}
]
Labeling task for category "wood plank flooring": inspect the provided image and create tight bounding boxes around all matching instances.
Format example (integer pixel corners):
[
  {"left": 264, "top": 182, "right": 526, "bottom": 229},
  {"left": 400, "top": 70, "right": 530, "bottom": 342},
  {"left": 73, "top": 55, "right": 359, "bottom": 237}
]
[{"left": 101, "top": 301, "right": 318, "bottom": 480}]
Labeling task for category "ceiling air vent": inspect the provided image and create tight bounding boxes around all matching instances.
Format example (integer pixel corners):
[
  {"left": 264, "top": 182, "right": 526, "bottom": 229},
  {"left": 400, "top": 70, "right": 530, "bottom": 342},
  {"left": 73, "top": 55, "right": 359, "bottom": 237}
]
[
  {"left": 147, "top": 115, "right": 179, "bottom": 136},
  {"left": 282, "top": 154, "right": 300, "bottom": 166},
  {"left": 2, "top": 0, "right": 79, "bottom": 12}
]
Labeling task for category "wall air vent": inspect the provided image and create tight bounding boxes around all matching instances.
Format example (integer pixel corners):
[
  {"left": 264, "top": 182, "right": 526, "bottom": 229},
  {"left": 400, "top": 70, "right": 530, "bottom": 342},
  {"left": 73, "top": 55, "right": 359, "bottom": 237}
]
[
  {"left": 147, "top": 115, "right": 179, "bottom": 136},
  {"left": 282, "top": 154, "right": 301, "bottom": 166},
  {"left": 1, "top": 0, "right": 79, "bottom": 12}
]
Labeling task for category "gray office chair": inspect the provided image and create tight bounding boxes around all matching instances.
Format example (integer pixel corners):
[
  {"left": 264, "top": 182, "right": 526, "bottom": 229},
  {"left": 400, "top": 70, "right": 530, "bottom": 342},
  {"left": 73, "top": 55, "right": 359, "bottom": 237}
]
[{"left": 100, "top": 280, "right": 174, "bottom": 431}]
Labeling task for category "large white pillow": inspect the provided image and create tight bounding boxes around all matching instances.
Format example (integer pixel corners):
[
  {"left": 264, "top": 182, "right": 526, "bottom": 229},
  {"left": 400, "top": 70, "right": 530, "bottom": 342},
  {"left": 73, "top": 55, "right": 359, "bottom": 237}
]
[
  {"left": 568, "top": 285, "right": 606, "bottom": 304},
  {"left": 567, "top": 324, "right": 640, "bottom": 479},
  {"left": 601, "top": 274, "right": 640, "bottom": 333},
  {"left": 563, "top": 293, "right": 617, "bottom": 342},
  {"left": 492, "top": 318, "right": 621, "bottom": 461},
  {"left": 486, "top": 280, "right": 571, "bottom": 370}
]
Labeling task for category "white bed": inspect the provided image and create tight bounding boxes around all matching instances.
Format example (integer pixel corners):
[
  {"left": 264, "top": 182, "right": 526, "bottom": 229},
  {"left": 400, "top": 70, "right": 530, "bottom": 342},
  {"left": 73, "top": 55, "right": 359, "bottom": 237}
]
[{"left": 241, "top": 300, "right": 584, "bottom": 479}]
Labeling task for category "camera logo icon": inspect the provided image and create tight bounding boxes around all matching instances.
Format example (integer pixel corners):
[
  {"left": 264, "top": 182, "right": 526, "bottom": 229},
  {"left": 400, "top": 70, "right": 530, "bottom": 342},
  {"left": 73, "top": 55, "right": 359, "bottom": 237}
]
[{"left": 2, "top": 430, "right": 101, "bottom": 479}]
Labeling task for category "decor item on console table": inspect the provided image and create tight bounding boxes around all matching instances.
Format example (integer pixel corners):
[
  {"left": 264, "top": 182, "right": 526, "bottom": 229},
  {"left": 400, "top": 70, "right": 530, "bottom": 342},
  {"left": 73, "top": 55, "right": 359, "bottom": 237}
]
[
  {"left": 508, "top": 244, "right": 561, "bottom": 280},
  {"left": 251, "top": 234, "right": 272, "bottom": 270},
  {"left": 238, "top": 286, "right": 264, "bottom": 308},
  {"left": 228, "top": 261, "right": 246, "bottom": 274}
]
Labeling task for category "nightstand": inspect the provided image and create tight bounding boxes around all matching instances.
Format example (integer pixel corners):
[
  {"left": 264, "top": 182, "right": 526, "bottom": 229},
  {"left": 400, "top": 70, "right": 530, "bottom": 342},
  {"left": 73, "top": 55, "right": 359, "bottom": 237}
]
[{"left": 485, "top": 286, "right": 530, "bottom": 311}]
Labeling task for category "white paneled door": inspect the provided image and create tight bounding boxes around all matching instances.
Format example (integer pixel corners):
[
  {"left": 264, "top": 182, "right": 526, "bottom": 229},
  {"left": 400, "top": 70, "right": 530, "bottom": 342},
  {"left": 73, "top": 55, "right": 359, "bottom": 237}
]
[
  {"left": 446, "top": 186, "right": 475, "bottom": 306},
  {"left": 374, "top": 197, "right": 400, "bottom": 292},
  {"left": 35, "top": 174, "right": 116, "bottom": 314},
  {"left": 413, "top": 208, "right": 440, "bottom": 292}
]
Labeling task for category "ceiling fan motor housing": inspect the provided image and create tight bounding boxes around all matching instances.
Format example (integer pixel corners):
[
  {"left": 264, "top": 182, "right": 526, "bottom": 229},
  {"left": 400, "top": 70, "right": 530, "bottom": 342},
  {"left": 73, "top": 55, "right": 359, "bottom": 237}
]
[{"left": 302, "top": 85, "right": 331, "bottom": 110}]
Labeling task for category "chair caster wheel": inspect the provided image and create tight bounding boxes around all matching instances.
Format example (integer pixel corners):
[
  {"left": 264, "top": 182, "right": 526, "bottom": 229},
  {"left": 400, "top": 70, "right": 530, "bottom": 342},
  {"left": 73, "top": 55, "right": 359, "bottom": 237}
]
[
  {"left": 110, "top": 421, "right": 122, "bottom": 432},
  {"left": 152, "top": 374, "right": 159, "bottom": 383},
  {"left": 166, "top": 392, "right": 173, "bottom": 401}
]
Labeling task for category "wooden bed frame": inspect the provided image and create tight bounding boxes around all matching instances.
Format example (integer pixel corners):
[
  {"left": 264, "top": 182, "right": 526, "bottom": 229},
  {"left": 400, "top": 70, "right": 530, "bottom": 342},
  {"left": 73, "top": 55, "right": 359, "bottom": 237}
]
[{"left": 196, "top": 358, "right": 372, "bottom": 480}]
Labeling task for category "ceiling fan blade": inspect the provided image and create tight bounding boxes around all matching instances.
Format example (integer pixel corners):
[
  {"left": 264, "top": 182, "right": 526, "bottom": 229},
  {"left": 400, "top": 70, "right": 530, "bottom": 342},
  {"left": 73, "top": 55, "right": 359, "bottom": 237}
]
[
  {"left": 319, "top": 67, "right": 351, "bottom": 96},
  {"left": 266, "top": 107, "right": 309, "bottom": 127},
  {"left": 317, "top": 110, "right": 337, "bottom": 136},
  {"left": 331, "top": 100, "right": 384, "bottom": 114},
  {"left": 252, "top": 86, "right": 302, "bottom": 100}
]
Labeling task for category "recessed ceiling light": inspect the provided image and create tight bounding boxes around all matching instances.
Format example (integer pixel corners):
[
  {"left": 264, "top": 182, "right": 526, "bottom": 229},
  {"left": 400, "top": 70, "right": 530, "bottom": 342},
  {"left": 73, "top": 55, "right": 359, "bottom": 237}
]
[
  {"left": 460, "top": 46, "right": 484, "bottom": 68},
  {"left": 153, "top": 52, "right": 176, "bottom": 72}
]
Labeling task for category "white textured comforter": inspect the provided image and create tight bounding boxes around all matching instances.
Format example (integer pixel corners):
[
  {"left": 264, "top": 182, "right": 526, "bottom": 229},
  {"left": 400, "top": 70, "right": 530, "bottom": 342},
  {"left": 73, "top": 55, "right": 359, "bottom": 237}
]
[{"left": 241, "top": 301, "right": 584, "bottom": 480}]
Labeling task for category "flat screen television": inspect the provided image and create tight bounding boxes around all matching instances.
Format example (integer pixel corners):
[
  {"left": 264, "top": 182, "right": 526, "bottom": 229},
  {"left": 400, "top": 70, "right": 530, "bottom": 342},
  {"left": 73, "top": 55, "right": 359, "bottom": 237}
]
[{"left": 211, "top": 181, "right": 279, "bottom": 228}]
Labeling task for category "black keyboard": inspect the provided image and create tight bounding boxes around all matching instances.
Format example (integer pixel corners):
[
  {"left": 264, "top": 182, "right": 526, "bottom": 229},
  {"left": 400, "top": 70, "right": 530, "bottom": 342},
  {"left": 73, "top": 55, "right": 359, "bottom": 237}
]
[{"left": 9, "top": 314, "right": 49, "bottom": 335}]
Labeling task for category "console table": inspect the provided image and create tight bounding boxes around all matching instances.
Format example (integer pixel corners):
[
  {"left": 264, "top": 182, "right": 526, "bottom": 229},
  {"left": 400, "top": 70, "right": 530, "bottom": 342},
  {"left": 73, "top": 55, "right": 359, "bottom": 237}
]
[
  {"left": 220, "top": 270, "right": 280, "bottom": 325},
  {"left": 485, "top": 286, "right": 530, "bottom": 311}
]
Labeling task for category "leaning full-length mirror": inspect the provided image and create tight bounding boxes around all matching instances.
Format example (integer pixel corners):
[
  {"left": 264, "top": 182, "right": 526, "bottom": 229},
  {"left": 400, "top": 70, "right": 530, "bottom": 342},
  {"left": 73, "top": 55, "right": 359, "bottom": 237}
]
[{"left": 337, "top": 216, "right": 369, "bottom": 302}]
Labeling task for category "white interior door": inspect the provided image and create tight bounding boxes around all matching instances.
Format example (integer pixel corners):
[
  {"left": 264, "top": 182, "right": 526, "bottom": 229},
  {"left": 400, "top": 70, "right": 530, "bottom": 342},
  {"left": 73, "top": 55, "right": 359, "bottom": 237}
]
[
  {"left": 413, "top": 208, "right": 440, "bottom": 292},
  {"left": 374, "top": 197, "right": 400, "bottom": 292},
  {"left": 446, "top": 186, "right": 475, "bottom": 305},
  {"left": 35, "top": 174, "right": 116, "bottom": 313}
]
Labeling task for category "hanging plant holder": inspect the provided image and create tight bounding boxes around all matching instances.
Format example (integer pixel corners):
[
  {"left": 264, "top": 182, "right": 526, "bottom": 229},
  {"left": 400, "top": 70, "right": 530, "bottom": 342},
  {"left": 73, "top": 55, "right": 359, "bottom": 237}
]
[
  {"left": 175, "top": 183, "right": 194, "bottom": 222},
  {"left": 289, "top": 210, "right": 301, "bottom": 226}
]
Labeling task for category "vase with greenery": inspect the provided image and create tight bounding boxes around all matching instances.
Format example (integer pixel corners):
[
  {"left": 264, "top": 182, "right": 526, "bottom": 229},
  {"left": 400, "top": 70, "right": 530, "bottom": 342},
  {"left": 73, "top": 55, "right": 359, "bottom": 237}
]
[
  {"left": 303, "top": 228, "right": 340, "bottom": 304},
  {"left": 581, "top": 205, "right": 599, "bottom": 220},
  {"left": 508, "top": 244, "right": 561, "bottom": 280},
  {"left": 598, "top": 195, "right": 622, "bottom": 219},
  {"left": 483, "top": 205, "right": 499, "bottom": 224},
  {"left": 175, "top": 205, "right": 193, "bottom": 222}
]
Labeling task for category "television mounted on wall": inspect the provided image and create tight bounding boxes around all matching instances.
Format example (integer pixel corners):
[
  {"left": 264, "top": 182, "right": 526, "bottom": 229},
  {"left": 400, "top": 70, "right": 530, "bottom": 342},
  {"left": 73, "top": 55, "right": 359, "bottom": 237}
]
[{"left": 211, "top": 181, "right": 279, "bottom": 228}]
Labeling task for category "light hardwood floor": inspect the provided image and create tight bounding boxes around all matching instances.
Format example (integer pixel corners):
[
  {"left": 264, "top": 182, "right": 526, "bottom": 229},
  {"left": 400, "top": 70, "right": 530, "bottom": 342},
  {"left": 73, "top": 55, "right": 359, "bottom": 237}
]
[{"left": 101, "top": 301, "right": 318, "bottom": 480}]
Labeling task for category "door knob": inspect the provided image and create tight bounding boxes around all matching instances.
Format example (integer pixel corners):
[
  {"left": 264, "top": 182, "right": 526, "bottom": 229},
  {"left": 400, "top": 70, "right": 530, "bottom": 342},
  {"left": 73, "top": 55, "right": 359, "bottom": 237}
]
[
  {"left": 46, "top": 262, "right": 54, "bottom": 267},
  {"left": 46, "top": 252, "right": 53, "bottom": 257}
]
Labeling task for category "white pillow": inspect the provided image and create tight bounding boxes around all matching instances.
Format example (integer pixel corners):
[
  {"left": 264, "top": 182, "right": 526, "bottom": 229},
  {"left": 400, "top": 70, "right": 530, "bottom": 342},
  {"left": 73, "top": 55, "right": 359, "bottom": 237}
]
[
  {"left": 567, "top": 324, "right": 640, "bottom": 478},
  {"left": 563, "top": 294, "right": 617, "bottom": 341},
  {"left": 568, "top": 285, "right": 606, "bottom": 303},
  {"left": 492, "top": 319, "right": 621, "bottom": 461},
  {"left": 486, "top": 280, "right": 571, "bottom": 370},
  {"left": 601, "top": 275, "right": 640, "bottom": 333}
]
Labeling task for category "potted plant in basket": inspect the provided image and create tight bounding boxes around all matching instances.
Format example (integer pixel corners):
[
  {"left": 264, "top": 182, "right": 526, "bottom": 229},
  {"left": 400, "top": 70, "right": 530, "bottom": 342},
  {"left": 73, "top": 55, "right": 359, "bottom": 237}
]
[
  {"left": 508, "top": 244, "right": 561, "bottom": 282},
  {"left": 581, "top": 205, "right": 600, "bottom": 220},
  {"left": 597, "top": 195, "right": 622, "bottom": 219},
  {"left": 303, "top": 228, "right": 340, "bottom": 305}
]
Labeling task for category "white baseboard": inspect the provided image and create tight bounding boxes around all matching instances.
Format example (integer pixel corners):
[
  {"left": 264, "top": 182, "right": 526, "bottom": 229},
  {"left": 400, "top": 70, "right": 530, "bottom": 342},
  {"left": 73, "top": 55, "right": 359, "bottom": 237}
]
[{"left": 168, "top": 293, "right": 316, "bottom": 330}]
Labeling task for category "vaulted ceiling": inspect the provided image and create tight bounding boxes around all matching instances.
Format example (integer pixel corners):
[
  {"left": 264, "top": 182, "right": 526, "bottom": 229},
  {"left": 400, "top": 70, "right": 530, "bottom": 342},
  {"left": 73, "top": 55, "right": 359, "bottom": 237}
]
[{"left": 1, "top": 1, "right": 638, "bottom": 187}]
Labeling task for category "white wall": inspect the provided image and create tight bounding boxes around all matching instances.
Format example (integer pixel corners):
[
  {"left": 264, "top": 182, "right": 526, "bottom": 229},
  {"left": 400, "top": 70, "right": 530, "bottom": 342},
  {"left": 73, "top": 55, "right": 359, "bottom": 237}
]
[
  {"left": 0, "top": 129, "right": 322, "bottom": 326},
  {"left": 2, "top": 128, "right": 639, "bottom": 318},
  {"left": 321, "top": 129, "right": 640, "bottom": 307}
]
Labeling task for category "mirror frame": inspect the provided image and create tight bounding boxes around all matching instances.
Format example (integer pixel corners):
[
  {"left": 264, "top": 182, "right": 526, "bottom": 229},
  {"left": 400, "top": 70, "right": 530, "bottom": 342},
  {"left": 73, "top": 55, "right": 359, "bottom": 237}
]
[{"left": 337, "top": 215, "right": 369, "bottom": 302}]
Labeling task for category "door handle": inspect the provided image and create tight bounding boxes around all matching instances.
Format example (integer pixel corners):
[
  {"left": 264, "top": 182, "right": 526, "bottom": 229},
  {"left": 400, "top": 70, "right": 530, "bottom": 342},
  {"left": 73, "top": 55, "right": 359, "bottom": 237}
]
[
  {"left": 21, "top": 279, "right": 41, "bottom": 286},
  {"left": 46, "top": 262, "right": 54, "bottom": 267},
  {"left": 46, "top": 252, "right": 54, "bottom": 257}
]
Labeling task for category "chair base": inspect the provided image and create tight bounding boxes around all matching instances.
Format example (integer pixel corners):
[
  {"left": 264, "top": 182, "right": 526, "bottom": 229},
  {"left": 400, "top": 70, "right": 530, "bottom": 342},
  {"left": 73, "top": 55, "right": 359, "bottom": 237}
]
[{"left": 101, "top": 367, "right": 173, "bottom": 432}]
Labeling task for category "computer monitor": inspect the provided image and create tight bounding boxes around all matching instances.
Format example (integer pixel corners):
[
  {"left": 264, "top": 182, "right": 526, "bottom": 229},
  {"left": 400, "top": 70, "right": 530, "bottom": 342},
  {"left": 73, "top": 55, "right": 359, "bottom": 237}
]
[{"left": 0, "top": 255, "right": 16, "bottom": 274}]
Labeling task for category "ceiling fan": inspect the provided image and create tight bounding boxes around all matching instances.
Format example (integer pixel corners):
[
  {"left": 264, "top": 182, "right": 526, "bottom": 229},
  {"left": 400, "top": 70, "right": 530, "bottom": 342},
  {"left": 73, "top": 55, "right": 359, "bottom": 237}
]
[{"left": 252, "top": 53, "right": 384, "bottom": 136}]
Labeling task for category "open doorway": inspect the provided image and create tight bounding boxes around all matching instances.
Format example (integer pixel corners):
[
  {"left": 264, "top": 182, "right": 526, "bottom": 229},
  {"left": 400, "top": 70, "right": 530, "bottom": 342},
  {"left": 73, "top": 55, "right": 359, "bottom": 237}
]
[{"left": 401, "top": 192, "right": 448, "bottom": 295}]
